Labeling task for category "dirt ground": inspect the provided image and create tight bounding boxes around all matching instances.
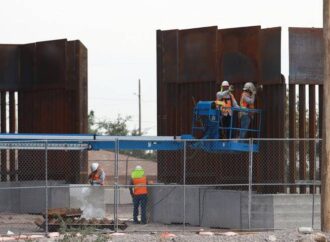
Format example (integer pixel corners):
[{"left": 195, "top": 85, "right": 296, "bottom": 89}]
[
  {"left": 0, "top": 213, "right": 44, "bottom": 234},
  {"left": 1, "top": 213, "right": 330, "bottom": 241},
  {"left": 88, "top": 150, "right": 157, "bottom": 185}
]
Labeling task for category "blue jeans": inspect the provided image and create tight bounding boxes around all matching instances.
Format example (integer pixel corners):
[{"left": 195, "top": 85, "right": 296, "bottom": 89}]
[
  {"left": 240, "top": 114, "right": 251, "bottom": 139},
  {"left": 133, "top": 194, "right": 147, "bottom": 223}
]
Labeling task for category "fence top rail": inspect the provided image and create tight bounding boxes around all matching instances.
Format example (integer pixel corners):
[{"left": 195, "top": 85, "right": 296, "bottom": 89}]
[
  {"left": 251, "top": 138, "right": 322, "bottom": 141},
  {"left": 0, "top": 134, "right": 322, "bottom": 142},
  {"left": 0, "top": 134, "right": 179, "bottom": 141}
]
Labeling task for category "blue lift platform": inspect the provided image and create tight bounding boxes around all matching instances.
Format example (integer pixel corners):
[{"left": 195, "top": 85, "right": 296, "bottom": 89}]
[
  {"left": 182, "top": 101, "right": 262, "bottom": 152},
  {"left": 0, "top": 101, "right": 261, "bottom": 153}
]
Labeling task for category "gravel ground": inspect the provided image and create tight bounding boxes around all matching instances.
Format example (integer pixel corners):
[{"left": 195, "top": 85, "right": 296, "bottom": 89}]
[
  {"left": 0, "top": 214, "right": 329, "bottom": 241},
  {"left": 0, "top": 229, "right": 329, "bottom": 241},
  {"left": 107, "top": 230, "right": 329, "bottom": 242},
  {"left": 29, "top": 230, "right": 328, "bottom": 242}
]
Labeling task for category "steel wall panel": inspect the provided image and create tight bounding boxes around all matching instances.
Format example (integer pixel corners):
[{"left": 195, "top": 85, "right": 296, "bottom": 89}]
[
  {"left": 76, "top": 41, "right": 88, "bottom": 134},
  {"left": 289, "top": 27, "right": 323, "bottom": 84},
  {"left": 261, "top": 27, "right": 281, "bottom": 84},
  {"left": 0, "top": 45, "right": 20, "bottom": 90},
  {"left": 35, "top": 39, "right": 67, "bottom": 89},
  {"left": 15, "top": 39, "right": 88, "bottom": 183},
  {"left": 253, "top": 83, "right": 286, "bottom": 193},
  {"left": 20, "top": 43, "right": 35, "bottom": 89},
  {"left": 162, "top": 30, "right": 179, "bottom": 83},
  {"left": 157, "top": 30, "right": 165, "bottom": 135},
  {"left": 179, "top": 26, "right": 217, "bottom": 83},
  {"left": 157, "top": 26, "right": 286, "bottom": 189},
  {"left": 218, "top": 26, "right": 261, "bottom": 84}
]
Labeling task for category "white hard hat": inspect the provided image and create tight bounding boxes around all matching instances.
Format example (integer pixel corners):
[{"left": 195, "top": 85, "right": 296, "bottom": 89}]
[
  {"left": 243, "top": 82, "right": 256, "bottom": 92},
  {"left": 221, "top": 80, "right": 229, "bottom": 87},
  {"left": 91, "top": 162, "right": 99, "bottom": 172},
  {"left": 135, "top": 165, "right": 143, "bottom": 170}
]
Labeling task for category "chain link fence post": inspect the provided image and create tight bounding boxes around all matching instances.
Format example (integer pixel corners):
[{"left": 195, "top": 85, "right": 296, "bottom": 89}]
[
  {"left": 312, "top": 139, "right": 317, "bottom": 229},
  {"left": 114, "top": 138, "right": 119, "bottom": 232},
  {"left": 183, "top": 140, "right": 186, "bottom": 233},
  {"left": 45, "top": 140, "right": 49, "bottom": 235},
  {"left": 248, "top": 138, "right": 253, "bottom": 230}
]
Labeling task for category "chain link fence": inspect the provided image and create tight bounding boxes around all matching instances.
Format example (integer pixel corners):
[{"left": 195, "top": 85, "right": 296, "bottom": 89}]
[{"left": 0, "top": 138, "right": 322, "bottom": 234}]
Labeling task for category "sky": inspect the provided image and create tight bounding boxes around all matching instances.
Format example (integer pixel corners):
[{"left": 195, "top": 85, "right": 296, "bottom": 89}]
[{"left": 0, "top": 0, "right": 323, "bottom": 135}]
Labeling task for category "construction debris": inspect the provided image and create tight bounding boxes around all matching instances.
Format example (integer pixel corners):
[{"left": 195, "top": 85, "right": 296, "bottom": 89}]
[
  {"left": 47, "top": 232, "right": 60, "bottom": 238},
  {"left": 298, "top": 227, "right": 313, "bottom": 234},
  {"left": 160, "top": 232, "right": 176, "bottom": 239},
  {"left": 218, "top": 231, "right": 238, "bottom": 236},
  {"left": 267, "top": 235, "right": 277, "bottom": 241},
  {"left": 35, "top": 208, "right": 127, "bottom": 232},
  {"left": 112, "top": 232, "right": 126, "bottom": 236},
  {"left": 46, "top": 208, "right": 83, "bottom": 219},
  {"left": 198, "top": 231, "right": 214, "bottom": 236}
]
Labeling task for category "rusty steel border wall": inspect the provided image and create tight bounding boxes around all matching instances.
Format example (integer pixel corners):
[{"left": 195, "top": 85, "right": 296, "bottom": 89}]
[
  {"left": 157, "top": 26, "right": 322, "bottom": 193},
  {"left": 0, "top": 39, "right": 88, "bottom": 183}
]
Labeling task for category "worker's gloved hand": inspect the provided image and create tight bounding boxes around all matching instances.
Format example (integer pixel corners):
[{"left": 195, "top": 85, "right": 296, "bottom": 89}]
[{"left": 229, "top": 85, "right": 234, "bottom": 92}]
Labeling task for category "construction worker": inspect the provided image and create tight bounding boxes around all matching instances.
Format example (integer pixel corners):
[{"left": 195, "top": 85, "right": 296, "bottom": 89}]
[
  {"left": 239, "top": 82, "right": 256, "bottom": 139},
  {"left": 216, "top": 80, "right": 239, "bottom": 139},
  {"left": 88, "top": 162, "right": 106, "bottom": 186},
  {"left": 129, "top": 165, "right": 148, "bottom": 224}
]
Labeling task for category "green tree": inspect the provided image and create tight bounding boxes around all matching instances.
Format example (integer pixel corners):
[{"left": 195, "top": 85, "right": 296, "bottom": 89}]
[
  {"left": 97, "top": 115, "right": 131, "bottom": 136},
  {"left": 87, "top": 111, "right": 156, "bottom": 161},
  {"left": 88, "top": 110, "right": 98, "bottom": 134}
]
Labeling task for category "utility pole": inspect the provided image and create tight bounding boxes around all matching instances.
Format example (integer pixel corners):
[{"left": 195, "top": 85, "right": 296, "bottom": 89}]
[
  {"left": 138, "top": 79, "right": 141, "bottom": 135},
  {"left": 322, "top": 0, "right": 330, "bottom": 232}
]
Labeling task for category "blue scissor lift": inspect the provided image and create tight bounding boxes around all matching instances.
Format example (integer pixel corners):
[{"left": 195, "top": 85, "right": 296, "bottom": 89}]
[
  {"left": 182, "top": 101, "right": 262, "bottom": 153},
  {"left": 0, "top": 101, "right": 262, "bottom": 153}
]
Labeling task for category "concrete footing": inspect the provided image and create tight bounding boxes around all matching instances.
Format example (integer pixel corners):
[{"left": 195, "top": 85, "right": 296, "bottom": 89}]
[
  {"left": 0, "top": 182, "right": 320, "bottom": 230},
  {"left": 149, "top": 186, "right": 320, "bottom": 229}
]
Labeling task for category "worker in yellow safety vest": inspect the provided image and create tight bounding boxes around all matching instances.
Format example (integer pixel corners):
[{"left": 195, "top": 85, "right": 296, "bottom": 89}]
[
  {"left": 239, "top": 82, "right": 256, "bottom": 139},
  {"left": 216, "top": 80, "right": 239, "bottom": 139},
  {"left": 129, "top": 165, "right": 148, "bottom": 224}
]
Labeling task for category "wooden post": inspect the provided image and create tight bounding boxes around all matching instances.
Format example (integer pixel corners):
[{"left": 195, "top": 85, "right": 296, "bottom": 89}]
[{"left": 322, "top": 0, "right": 330, "bottom": 232}]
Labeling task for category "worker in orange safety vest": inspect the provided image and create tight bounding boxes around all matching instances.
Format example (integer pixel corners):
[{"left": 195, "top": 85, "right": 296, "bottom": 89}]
[
  {"left": 216, "top": 80, "right": 239, "bottom": 139},
  {"left": 88, "top": 162, "right": 106, "bottom": 186},
  {"left": 129, "top": 165, "right": 148, "bottom": 224},
  {"left": 239, "top": 82, "right": 256, "bottom": 140}
]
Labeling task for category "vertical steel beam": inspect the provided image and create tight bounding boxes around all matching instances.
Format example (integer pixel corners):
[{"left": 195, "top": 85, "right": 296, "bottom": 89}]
[
  {"left": 309, "top": 85, "right": 316, "bottom": 193},
  {"left": 9, "top": 92, "right": 15, "bottom": 181},
  {"left": 289, "top": 84, "right": 297, "bottom": 193},
  {"left": 0, "top": 92, "right": 6, "bottom": 182},
  {"left": 299, "top": 85, "right": 307, "bottom": 194},
  {"left": 9, "top": 92, "right": 15, "bottom": 133}
]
